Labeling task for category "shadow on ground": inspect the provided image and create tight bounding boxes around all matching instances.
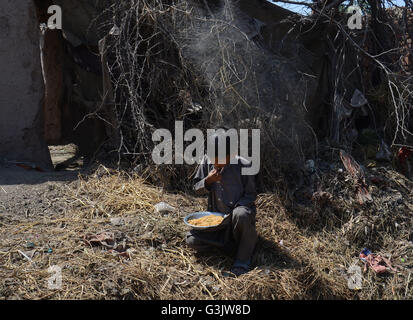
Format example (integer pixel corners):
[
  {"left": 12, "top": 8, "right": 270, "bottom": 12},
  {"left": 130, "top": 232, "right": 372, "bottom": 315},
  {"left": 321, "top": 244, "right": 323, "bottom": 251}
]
[
  {"left": 0, "top": 166, "right": 81, "bottom": 186},
  {"left": 190, "top": 235, "right": 302, "bottom": 272}
]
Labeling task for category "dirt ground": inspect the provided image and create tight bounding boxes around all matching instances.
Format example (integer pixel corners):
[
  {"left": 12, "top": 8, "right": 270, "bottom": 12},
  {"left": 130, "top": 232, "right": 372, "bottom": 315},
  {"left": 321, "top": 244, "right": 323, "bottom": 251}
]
[
  {"left": 1, "top": 146, "right": 412, "bottom": 300},
  {"left": 0, "top": 144, "right": 83, "bottom": 219}
]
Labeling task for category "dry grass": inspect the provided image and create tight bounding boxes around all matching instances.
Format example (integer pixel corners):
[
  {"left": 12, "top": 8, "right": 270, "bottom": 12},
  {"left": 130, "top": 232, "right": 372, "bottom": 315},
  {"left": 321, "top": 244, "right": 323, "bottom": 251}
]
[{"left": 1, "top": 164, "right": 412, "bottom": 300}]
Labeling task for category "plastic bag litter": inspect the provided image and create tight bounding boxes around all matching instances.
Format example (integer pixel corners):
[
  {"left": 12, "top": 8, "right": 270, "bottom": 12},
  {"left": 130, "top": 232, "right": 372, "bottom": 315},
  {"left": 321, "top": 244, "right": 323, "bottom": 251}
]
[
  {"left": 154, "top": 202, "right": 176, "bottom": 214},
  {"left": 110, "top": 217, "right": 125, "bottom": 226},
  {"left": 109, "top": 25, "right": 120, "bottom": 36},
  {"left": 351, "top": 89, "right": 368, "bottom": 107},
  {"left": 304, "top": 159, "right": 316, "bottom": 174},
  {"left": 376, "top": 140, "right": 392, "bottom": 162}
]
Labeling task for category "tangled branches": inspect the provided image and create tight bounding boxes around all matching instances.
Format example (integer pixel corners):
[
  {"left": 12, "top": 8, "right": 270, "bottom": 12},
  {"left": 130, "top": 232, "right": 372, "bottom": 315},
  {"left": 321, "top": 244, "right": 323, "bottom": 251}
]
[
  {"left": 93, "top": 0, "right": 412, "bottom": 190},
  {"left": 96, "top": 0, "right": 314, "bottom": 190},
  {"left": 274, "top": 0, "right": 413, "bottom": 149}
]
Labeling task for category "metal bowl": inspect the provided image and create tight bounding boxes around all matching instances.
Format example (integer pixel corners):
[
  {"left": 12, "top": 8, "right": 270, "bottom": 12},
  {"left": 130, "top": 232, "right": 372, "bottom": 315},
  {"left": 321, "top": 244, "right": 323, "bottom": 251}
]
[{"left": 184, "top": 211, "right": 227, "bottom": 230}]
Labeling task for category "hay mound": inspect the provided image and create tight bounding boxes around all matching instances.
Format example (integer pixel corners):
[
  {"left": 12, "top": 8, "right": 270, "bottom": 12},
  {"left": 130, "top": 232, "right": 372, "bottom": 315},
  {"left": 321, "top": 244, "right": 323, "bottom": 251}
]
[{"left": 2, "top": 163, "right": 411, "bottom": 300}]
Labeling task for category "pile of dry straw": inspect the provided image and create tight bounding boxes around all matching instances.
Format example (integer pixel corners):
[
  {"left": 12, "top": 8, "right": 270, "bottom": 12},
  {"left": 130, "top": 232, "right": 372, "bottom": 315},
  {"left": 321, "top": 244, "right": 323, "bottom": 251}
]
[{"left": 1, "top": 162, "right": 412, "bottom": 300}]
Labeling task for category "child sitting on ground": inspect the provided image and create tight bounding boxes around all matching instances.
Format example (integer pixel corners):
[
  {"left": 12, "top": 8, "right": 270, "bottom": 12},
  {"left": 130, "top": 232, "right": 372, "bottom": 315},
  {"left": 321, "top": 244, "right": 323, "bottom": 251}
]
[{"left": 186, "top": 129, "right": 257, "bottom": 276}]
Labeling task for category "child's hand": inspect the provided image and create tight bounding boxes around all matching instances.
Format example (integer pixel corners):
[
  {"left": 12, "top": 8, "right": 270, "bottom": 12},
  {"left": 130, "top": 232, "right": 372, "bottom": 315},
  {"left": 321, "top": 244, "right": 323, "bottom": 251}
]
[{"left": 205, "top": 168, "right": 222, "bottom": 186}]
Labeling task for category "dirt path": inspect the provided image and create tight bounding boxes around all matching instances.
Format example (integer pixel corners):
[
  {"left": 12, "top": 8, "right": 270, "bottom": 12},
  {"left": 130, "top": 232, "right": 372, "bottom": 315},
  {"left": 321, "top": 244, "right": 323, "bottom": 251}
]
[
  {"left": 0, "top": 166, "right": 78, "bottom": 217},
  {"left": 0, "top": 144, "right": 84, "bottom": 223}
]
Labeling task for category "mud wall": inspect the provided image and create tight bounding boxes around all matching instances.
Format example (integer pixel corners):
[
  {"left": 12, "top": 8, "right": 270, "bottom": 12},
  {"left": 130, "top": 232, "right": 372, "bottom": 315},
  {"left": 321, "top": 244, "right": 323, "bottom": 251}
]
[{"left": 0, "top": 0, "right": 53, "bottom": 170}]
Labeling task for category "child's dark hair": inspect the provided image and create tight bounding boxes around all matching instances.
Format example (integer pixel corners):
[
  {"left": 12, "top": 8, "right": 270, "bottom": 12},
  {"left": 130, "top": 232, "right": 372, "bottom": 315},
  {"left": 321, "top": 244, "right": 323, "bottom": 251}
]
[{"left": 211, "top": 125, "right": 236, "bottom": 157}]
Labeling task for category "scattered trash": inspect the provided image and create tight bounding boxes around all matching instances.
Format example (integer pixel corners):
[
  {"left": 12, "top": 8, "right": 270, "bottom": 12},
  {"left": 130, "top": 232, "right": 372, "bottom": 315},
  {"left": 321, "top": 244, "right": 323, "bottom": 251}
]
[
  {"left": 359, "top": 248, "right": 372, "bottom": 261},
  {"left": 256, "top": 267, "right": 272, "bottom": 276},
  {"left": 111, "top": 248, "right": 133, "bottom": 258},
  {"left": 110, "top": 217, "right": 125, "bottom": 226},
  {"left": 346, "top": 264, "right": 363, "bottom": 290},
  {"left": 279, "top": 240, "right": 290, "bottom": 251},
  {"left": 83, "top": 232, "right": 116, "bottom": 248},
  {"left": 359, "top": 248, "right": 397, "bottom": 274},
  {"left": 47, "top": 248, "right": 53, "bottom": 254},
  {"left": 221, "top": 270, "right": 235, "bottom": 278},
  {"left": 154, "top": 202, "right": 176, "bottom": 214},
  {"left": 350, "top": 89, "right": 368, "bottom": 108},
  {"left": 83, "top": 232, "right": 131, "bottom": 258},
  {"left": 366, "top": 160, "right": 377, "bottom": 168},
  {"left": 109, "top": 25, "right": 121, "bottom": 36},
  {"left": 17, "top": 250, "right": 35, "bottom": 263},
  {"left": 376, "top": 140, "right": 392, "bottom": 162},
  {"left": 397, "top": 147, "right": 412, "bottom": 177},
  {"left": 212, "top": 285, "right": 221, "bottom": 292},
  {"left": 398, "top": 147, "right": 413, "bottom": 164},
  {"left": 26, "top": 242, "right": 35, "bottom": 249},
  {"left": 187, "top": 102, "right": 203, "bottom": 114},
  {"left": 304, "top": 159, "right": 316, "bottom": 175}
]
